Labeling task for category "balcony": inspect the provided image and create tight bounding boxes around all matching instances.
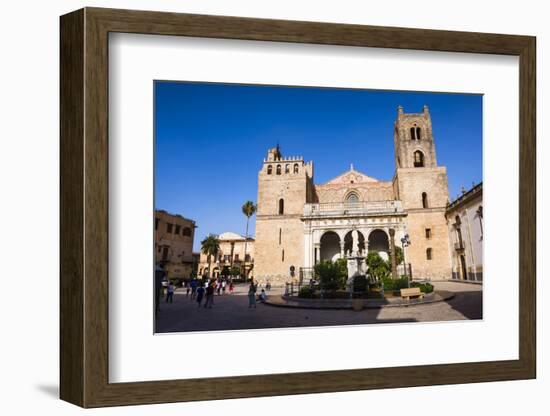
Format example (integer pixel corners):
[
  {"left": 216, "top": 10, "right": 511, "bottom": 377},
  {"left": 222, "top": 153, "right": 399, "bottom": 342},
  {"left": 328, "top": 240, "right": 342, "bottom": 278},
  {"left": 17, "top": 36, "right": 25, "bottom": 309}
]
[{"left": 303, "top": 200, "right": 404, "bottom": 218}]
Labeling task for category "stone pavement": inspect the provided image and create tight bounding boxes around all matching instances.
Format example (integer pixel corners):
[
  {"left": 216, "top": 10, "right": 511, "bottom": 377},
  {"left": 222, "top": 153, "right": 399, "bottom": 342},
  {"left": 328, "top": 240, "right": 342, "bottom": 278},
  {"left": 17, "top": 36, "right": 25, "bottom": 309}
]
[{"left": 155, "top": 281, "right": 482, "bottom": 333}]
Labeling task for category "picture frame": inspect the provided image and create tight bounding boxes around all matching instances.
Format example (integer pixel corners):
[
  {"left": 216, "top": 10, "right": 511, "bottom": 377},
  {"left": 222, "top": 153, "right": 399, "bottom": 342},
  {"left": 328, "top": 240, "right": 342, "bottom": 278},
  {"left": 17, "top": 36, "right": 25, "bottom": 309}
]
[{"left": 60, "top": 7, "right": 536, "bottom": 408}]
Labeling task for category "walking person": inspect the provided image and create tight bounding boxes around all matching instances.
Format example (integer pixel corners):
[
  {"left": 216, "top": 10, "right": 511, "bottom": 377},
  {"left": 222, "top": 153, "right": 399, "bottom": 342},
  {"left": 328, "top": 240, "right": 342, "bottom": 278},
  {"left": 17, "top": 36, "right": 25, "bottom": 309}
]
[
  {"left": 185, "top": 280, "right": 191, "bottom": 297},
  {"left": 266, "top": 279, "right": 271, "bottom": 291},
  {"left": 248, "top": 281, "right": 257, "bottom": 308},
  {"left": 190, "top": 278, "right": 198, "bottom": 300},
  {"left": 229, "top": 280, "right": 234, "bottom": 294},
  {"left": 165, "top": 281, "right": 175, "bottom": 303},
  {"left": 204, "top": 282, "right": 215, "bottom": 308},
  {"left": 196, "top": 283, "right": 205, "bottom": 308},
  {"left": 222, "top": 279, "right": 227, "bottom": 295}
]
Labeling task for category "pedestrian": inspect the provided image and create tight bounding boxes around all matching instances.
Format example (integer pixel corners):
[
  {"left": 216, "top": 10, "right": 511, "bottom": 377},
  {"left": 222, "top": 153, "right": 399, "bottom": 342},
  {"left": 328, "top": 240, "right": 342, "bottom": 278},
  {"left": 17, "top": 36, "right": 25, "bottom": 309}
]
[
  {"left": 229, "top": 280, "right": 234, "bottom": 294},
  {"left": 259, "top": 288, "right": 267, "bottom": 302},
  {"left": 205, "top": 282, "right": 215, "bottom": 308},
  {"left": 266, "top": 280, "right": 271, "bottom": 291},
  {"left": 248, "top": 281, "right": 257, "bottom": 308},
  {"left": 185, "top": 280, "right": 191, "bottom": 297},
  {"left": 166, "top": 281, "right": 175, "bottom": 303},
  {"left": 190, "top": 278, "right": 198, "bottom": 300},
  {"left": 222, "top": 279, "right": 226, "bottom": 294},
  {"left": 217, "top": 279, "right": 222, "bottom": 295},
  {"left": 196, "top": 283, "right": 205, "bottom": 307}
]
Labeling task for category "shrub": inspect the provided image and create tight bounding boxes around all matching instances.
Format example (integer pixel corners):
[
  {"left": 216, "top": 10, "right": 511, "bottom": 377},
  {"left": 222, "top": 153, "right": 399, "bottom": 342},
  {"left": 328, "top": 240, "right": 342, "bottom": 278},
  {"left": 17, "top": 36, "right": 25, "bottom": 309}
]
[
  {"left": 379, "top": 276, "right": 409, "bottom": 291},
  {"left": 411, "top": 282, "right": 434, "bottom": 293},
  {"left": 298, "top": 286, "right": 316, "bottom": 298},
  {"left": 314, "top": 259, "right": 347, "bottom": 292}
]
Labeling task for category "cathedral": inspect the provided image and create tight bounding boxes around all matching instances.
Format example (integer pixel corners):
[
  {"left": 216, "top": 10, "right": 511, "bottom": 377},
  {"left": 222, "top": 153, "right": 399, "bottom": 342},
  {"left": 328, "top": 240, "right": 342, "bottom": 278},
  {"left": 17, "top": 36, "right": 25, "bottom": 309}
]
[{"left": 254, "top": 105, "right": 452, "bottom": 284}]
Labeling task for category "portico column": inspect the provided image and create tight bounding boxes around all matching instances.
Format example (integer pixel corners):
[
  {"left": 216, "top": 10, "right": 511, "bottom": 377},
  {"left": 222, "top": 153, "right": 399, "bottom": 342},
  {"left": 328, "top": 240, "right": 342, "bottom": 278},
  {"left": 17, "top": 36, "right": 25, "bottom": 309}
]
[
  {"left": 314, "top": 243, "right": 321, "bottom": 265},
  {"left": 340, "top": 241, "right": 345, "bottom": 259},
  {"left": 389, "top": 228, "right": 398, "bottom": 279}
]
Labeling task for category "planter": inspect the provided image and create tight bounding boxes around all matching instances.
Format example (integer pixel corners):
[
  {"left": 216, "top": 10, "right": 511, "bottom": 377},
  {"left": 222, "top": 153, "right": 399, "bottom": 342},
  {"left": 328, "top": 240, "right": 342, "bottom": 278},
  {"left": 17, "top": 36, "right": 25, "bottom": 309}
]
[{"left": 352, "top": 298, "right": 364, "bottom": 311}]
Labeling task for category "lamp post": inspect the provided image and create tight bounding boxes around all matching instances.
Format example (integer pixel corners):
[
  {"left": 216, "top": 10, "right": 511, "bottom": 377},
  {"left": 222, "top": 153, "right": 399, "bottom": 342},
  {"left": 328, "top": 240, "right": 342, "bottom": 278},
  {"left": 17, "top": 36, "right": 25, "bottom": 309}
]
[{"left": 400, "top": 233, "right": 411, "bottom": 288}]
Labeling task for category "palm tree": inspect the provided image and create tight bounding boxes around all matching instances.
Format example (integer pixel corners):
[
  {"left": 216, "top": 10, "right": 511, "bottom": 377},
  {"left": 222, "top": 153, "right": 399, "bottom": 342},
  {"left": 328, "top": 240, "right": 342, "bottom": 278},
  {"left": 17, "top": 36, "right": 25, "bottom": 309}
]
[
  {"left": 241, "top": 201, "right": 257, "bottom": 279},
  {"left": 201, "top": 235, "right": 220, "bottom": 279}
]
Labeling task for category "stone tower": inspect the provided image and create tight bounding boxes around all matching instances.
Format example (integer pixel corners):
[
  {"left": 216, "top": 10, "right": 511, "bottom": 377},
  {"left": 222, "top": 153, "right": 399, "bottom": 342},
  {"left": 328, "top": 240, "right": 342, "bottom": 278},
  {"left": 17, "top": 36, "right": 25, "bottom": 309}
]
[
  {"left": 393, "top": 106, "right": 452, "bottom": 279},
  {"left": 254, "top": 146, "right": 314, "bottom": 283}
]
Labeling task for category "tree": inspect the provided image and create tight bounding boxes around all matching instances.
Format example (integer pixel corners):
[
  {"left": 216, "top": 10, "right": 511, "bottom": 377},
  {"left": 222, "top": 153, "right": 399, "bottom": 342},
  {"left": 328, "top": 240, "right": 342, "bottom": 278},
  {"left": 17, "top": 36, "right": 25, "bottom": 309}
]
[
  {"left": 201, "top": 235, "right": 220, "bottom": 279},
  {"left": 388, "top": 246, "right": 404, "bottom": 269},
  {"left": 366, "top": 251, "right": 390, "bottom": 281},
  {"left": 241, "top": 201, "right": 257, "bottom": 278},
  {"left": 314, "top": 259, "right": 347, "bottom": 291}
]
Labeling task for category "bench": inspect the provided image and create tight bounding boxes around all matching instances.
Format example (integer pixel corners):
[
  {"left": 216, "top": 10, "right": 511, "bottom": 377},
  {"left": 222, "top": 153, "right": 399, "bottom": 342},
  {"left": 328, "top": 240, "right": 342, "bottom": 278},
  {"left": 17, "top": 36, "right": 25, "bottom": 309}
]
[{"left": 400, "top": 287, "right": 424, "bottom": 300}]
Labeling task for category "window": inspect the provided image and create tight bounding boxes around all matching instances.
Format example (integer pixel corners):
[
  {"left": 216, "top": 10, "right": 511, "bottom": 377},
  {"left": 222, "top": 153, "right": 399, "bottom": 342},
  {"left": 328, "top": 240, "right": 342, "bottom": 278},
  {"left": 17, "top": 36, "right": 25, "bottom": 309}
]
[
  {"left": 282, "top": 249, "right": 285, "bottom": 262},
  {"left": 477, "top": 205, "right": 483, "bottom": 237},
  {"left": 346, "top": 192, "right": 359, "bottom": 203},
  {"left": 279, "top": 228, "right": 282, "bottom": 245},
  {"left": 182, "top": 227, "right": 191, "bottom": 237},
  {"left": 224, "top": 254, "right": 230, "bottom": 262},
  {"left": 155, "top": 218, "right": 159, "bottom": 230},
  {"left": 426, "top": 248, "right": 433, "bottom": 260},
  {"left": 410, "top": 127, "right": 415, "bottom": 140},
  {"left": 422, "top": 192, "right": 428, "bottom": 208},
  {"left": 276, "top": 164, "right": 281, "bottom": 175},
  {"left": 245, "top": 254, "right": 251, "bottom": 262},
  {"left": 285, "top": 164, "right": 290, "bottom": 173},
  {"left": 175, "top": 225, "right": 181, "bottom": 234},
  {"left": 410, "top": 126, "right": 422, "bottom": 140},
  {"left": 413, "top": 150, "right": 425, "bottom": 167},
  {"left": 416, "top": 127, "right": 422, "bottom": 140},
  {"left": 267, "top": 165, "right": 273, "bottom": 175},
  {"left": 425, "top": 228, "right": 432, "bottom": 239},
  {"left": 166, "top": 223, "right": 173, "bottom": 233},
  {"left": 278, "top": 198, "right": 284, "bottom": 215},
  {"left": 293, "top": 163, "right": 299, "bottom": 173}
]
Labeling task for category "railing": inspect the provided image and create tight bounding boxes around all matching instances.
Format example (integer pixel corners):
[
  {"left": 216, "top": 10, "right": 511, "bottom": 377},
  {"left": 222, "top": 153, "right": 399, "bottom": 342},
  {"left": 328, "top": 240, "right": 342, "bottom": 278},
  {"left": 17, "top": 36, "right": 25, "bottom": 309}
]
[{"left": 303, "top": 200, "right": 404, "bottom": 217}]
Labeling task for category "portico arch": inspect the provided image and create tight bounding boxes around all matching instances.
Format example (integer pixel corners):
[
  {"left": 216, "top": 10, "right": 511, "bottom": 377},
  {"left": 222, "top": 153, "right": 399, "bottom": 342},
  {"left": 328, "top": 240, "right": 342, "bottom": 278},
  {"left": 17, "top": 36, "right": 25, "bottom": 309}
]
[
  {"left": 368, "top": 229, "right": 390, "bottom": 260},
  {"left": 320, "top": 231, "right": 341, "bottom": 262}
]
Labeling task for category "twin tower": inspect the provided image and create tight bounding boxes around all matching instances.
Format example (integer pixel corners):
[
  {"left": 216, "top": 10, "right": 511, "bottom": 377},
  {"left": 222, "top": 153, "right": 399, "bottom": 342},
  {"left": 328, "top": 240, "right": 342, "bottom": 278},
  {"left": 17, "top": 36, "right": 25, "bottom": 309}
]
[{"left": 253, "top": 106, "right": 451, "bottom": 283}]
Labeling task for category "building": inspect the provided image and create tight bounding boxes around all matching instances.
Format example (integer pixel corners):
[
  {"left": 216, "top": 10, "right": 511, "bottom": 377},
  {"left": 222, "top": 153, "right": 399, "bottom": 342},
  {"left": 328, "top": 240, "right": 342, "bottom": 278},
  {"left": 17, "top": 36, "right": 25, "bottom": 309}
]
[
  {"left": 254, "top": 105, "right": 453, "bottom": 284},
  {"left": 445, "top": 183, "right": 483, "bottom": 281},
  {"left": 155, "top": 210, "right": 197, "bottom": 279},
  {"left": 197, "top": 232, "right": 255, "bottom": 278}
]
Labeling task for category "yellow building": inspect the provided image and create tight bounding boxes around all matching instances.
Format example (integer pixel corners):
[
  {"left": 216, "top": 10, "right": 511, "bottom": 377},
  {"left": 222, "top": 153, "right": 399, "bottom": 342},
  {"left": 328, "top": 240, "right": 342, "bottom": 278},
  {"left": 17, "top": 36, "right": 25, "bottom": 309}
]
[
  {"left": 197, "top": 232, "right": 255, "bottom": 278},
  {"left": 155, "top": 210, "right": 197, "bottom": 279},
  {"left": 254, "top": 105, "right": 453, "bottom": 284}
]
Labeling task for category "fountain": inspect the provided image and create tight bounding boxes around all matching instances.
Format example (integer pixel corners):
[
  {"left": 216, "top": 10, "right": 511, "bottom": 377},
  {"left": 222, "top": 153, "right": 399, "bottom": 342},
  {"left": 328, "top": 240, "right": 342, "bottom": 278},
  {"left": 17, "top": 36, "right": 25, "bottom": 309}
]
[{"left": 346, "top": 229, "right": 366, "bottom": 283}]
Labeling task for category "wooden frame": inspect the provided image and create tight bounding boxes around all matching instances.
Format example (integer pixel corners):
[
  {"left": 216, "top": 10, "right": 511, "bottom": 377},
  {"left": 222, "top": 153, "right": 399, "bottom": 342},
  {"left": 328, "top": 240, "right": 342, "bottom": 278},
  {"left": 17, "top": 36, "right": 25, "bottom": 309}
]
[{"left": 60, "top": 7, "right": 536, "bottom": 408}]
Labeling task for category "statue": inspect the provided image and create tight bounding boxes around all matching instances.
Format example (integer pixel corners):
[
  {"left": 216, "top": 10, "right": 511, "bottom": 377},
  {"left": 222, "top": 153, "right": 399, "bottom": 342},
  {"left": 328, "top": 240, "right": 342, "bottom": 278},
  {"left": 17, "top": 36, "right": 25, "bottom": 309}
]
[{"left": 351, "top": 229, "right": 359, "bottom": 256}]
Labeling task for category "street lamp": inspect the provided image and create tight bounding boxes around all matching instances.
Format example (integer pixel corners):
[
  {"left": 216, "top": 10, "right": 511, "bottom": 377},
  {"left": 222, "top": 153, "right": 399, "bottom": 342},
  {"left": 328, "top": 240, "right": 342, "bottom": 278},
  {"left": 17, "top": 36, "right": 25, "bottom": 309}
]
[{"left": 400, "top": 233, "right": 411, "bottom": 288}]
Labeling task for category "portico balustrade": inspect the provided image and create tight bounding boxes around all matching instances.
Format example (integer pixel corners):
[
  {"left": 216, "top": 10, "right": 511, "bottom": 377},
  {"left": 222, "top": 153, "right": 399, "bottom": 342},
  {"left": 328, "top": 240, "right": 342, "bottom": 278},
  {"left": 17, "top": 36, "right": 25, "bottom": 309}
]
[{"left": 303, "top": 200, "right": 404, "bottom": 218}]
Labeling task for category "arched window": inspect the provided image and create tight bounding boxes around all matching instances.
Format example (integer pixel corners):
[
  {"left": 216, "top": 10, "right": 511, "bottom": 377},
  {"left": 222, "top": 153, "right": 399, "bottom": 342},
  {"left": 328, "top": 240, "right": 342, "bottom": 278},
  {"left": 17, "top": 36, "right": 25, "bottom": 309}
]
[
  {"left": 410, "top": 127, "right": 416, "bottom": 140},
  {"left": 285, "top": 164, "right": 290, "bottom": 174},
  {"left": 422, "top": 192, "right": 428, "bottom": 208},
  {"left": 416, "top": 127, "right": 422, "bottom": 140},
  {"left": 413, "top": 150, "right": 425, "bottom": 167},
  {"left": 276, "top": 164, "right": 281, "bottom": 175},
  {"left": 426, "top": 248, "right": 433, "bottom": 260},
  {"left": 267, "top": 165, "right": 273, "bottom": 175},
  {"left": 293, "top": 163, "right": 299, "bottom": 173},
  {"left": 345, "top": 192, "right": 359, "bottom": 204},
  {"left": 278, "top": 198, "right": 284, "bottom": 215},
  {"left": 182, "top": 227, "right": 191, "bottom": 236}
]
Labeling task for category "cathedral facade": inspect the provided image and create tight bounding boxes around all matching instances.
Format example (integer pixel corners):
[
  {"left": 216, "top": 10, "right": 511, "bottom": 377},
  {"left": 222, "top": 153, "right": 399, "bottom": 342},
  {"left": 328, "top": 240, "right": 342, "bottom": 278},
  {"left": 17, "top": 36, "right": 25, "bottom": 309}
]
[{"left": 254, "top": 106, "right": 452, "bottom": 284}]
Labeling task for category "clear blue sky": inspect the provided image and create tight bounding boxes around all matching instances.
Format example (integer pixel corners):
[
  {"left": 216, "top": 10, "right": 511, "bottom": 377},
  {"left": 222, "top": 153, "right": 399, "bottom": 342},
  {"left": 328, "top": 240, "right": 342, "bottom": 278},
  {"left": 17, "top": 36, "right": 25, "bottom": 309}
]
[{"left": 155, "top": 81, "right": 482, "bottom": 252}]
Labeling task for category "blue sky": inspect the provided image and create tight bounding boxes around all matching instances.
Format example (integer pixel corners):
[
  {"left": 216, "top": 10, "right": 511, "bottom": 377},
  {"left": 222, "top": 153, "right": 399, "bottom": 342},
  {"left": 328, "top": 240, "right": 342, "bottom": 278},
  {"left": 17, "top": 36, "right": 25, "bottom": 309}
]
[{"left": 155, "top": 81, "right": 482, "bottom": 252}]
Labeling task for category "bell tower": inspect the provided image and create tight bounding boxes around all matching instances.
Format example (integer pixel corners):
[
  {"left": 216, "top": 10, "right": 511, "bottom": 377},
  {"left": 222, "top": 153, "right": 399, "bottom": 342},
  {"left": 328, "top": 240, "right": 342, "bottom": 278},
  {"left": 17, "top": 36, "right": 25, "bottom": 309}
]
[
  {"left": 392, "top": 105, "right": 452, "bottom": 280},
  {"left": 394, "top": 105, "right": 438, "bottom": 169}
]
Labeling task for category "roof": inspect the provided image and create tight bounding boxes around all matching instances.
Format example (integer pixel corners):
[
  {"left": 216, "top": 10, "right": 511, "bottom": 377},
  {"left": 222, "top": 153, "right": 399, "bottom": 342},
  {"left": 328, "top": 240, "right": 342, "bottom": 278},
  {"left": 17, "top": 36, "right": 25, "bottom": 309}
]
[
  {"left": 321, "top": 164, "right": 378, "bottom": 186},
  {"left": 218, "top": 232, "right": 254, "bottom": 241}
]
